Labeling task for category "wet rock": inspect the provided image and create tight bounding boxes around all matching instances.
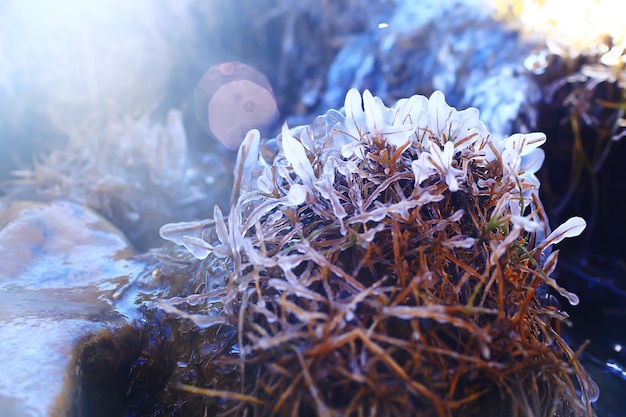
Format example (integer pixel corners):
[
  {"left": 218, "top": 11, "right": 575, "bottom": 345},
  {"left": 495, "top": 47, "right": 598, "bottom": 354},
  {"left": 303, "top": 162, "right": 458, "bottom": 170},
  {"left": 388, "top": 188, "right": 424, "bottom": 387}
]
[
  {"left": 0, "top": 200, "right": 147, "bottom": 417},
  {"left": 320, "top": 0, "right": 542, "bottom": 138},
  {"left": 0, "top": 200, "right": 137, "bottom": 287}
]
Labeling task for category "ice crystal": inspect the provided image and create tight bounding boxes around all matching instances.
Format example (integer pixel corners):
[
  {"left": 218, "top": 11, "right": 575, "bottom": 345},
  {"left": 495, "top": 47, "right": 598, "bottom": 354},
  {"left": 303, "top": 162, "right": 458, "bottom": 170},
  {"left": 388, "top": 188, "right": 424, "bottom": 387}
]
[{"left": 412, "top": 140, "right": 465, "bottom": 191}]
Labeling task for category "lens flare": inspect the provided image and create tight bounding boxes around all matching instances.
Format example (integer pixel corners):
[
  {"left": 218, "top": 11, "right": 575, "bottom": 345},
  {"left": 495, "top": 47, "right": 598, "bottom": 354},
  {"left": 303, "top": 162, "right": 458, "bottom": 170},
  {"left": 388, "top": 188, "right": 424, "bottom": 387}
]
[{"left": 194, "top": 62, "right": 279, "bottom": 150}]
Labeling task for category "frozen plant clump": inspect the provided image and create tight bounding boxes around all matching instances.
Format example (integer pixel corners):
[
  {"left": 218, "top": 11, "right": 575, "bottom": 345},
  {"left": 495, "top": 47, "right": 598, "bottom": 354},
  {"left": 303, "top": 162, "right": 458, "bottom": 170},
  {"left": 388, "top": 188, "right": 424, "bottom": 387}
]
[
  {"left": 160, "top": 89, "right": 598, "bottom": 416},
  {"left": 4, "top": 110, "right": 231, "bottom": 250}
]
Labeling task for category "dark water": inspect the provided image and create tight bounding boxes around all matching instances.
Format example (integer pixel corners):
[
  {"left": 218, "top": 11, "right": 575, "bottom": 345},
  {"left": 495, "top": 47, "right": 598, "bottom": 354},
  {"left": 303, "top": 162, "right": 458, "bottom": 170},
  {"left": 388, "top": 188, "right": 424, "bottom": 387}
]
[{"left": 559, "top": 258, "right": 626, "bottom": 417}]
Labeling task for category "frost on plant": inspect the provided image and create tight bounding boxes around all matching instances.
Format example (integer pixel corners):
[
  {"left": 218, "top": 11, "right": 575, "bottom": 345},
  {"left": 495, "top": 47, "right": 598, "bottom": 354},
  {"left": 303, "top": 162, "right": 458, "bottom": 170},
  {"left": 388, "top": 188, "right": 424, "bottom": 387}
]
[
  {"left": 160, "top": 89, "right": 597, "bottom": 416},
  {"left": 4, "top": 109, "right": 229, "bottom": 250}
]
